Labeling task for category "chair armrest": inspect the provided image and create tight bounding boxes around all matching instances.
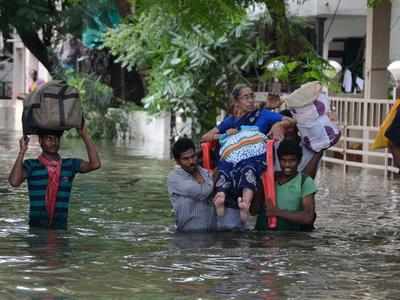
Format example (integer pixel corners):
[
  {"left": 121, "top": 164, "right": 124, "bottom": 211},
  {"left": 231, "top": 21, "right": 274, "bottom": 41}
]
[
  {"left": 262, "top": 140, "right": 277, "bottom": 229},
  {"left": 200, "top": 141, "right": 217, "bottom": 170}
]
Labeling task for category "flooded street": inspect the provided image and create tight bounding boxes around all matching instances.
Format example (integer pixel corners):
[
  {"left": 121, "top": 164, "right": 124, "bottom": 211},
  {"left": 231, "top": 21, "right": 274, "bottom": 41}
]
[{"left": 1, "top": 103, "right": 400, "bottom": 299}]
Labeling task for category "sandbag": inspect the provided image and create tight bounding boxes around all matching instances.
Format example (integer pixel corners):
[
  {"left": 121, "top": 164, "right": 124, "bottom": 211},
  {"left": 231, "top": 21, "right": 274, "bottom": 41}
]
[{"left": 22, "top": 80, "right": 83, "bottom": 135}]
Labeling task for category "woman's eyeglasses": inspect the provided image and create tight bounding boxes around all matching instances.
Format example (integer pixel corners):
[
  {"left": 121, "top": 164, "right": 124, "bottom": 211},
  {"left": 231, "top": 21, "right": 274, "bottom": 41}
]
[{"left": 239, "top": 93, "right": 255, "bottom": 101}]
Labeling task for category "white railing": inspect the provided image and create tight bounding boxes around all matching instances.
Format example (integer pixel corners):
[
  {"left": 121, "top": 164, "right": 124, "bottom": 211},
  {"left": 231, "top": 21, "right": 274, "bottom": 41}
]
[{"left": 323, "top": 96, "right": 399, "bottom": 175}]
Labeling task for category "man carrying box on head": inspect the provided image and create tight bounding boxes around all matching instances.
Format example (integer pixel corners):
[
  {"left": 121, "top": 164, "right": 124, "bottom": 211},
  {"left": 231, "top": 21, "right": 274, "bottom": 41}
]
[{"left": 8, "top": 125, "right": 101, "bottom": 229}]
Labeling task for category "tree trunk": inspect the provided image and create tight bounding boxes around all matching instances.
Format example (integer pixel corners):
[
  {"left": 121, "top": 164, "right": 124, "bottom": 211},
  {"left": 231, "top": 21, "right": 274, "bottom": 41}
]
[
  {"left": 265, "top": 0, "right": 292, "bottom": 56},
  {"left": 115, "top": 0, "right": 133, "bottom": 17},
  {"left": 110, "top": 60, "right": 145, "bottom": 105},
  {"left": 16, "top": 28, "right": 54, "bottom": 73}
]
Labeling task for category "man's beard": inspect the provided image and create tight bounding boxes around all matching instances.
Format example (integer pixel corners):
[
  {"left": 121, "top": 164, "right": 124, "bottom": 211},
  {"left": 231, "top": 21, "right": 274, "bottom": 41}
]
[{"left": 184, "top": 164, "right": 198, "bottom": 174}]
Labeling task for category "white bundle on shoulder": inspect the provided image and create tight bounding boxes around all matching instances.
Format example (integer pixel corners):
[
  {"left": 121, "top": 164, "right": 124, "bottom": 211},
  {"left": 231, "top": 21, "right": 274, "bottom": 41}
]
[{"left": 283, "top": 81, "right": 341, "bottom": 152}]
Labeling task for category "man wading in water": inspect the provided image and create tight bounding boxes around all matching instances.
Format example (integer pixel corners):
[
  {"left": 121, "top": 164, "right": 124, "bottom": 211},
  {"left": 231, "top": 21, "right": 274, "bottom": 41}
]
[
  {"left": 167, "top": 138, "right": 217, "bottom": 232},
  {"left": 8, "top": 125, "right": 101, "bottom": 229}
]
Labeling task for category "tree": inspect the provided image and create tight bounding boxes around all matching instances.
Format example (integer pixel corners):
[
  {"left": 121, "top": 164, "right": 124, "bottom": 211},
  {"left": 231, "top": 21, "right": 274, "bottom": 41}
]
[
  {"left": 103, "top": 0, "right": 321, "bottom": 131},
  {"left": 134, "top": 0, "right": 295, "bottom": 55},
  {"left": 0, "top": 0, "right": 63, "bottom": 72},
  {"left": 103, "top": 2, "right": 299, "bottom": 130},
  {"left": 0, "top": 0, "right": 131, "bottom": 74}
]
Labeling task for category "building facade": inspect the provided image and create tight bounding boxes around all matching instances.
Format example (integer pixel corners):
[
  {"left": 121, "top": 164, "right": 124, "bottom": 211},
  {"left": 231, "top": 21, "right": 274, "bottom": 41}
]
[{"left": 287, "top": 0, "right": 367, "bottom": 96}]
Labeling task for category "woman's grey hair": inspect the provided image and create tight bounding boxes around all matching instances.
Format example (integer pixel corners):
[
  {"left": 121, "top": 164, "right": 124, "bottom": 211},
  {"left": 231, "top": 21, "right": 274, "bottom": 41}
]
[{"left": 231, "top": 84, "right": 250, "bottom": 101}]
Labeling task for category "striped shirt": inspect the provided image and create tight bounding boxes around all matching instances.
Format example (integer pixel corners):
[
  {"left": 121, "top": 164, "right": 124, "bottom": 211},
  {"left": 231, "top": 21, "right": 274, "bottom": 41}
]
[
  {"left": 167, "top": 166, "right": 217, "bottom": 232},
  {"left": 23, "top": 158, "right": 82, "bottom": 229}
]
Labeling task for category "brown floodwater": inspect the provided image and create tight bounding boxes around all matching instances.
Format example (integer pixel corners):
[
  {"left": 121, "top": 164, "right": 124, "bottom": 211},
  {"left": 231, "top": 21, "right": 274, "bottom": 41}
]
[{"left": 1, "top": 102, "right": 400, "bottom": 299}]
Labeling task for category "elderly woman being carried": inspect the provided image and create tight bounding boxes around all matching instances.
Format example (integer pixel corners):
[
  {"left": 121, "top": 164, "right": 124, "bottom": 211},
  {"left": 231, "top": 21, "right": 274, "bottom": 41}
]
[{"left": 201, "top": 84, "right": 295, "bottom": 225}]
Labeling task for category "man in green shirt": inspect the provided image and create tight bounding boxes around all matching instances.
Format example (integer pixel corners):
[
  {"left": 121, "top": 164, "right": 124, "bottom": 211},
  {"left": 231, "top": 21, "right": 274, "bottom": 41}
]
[{"left": 255, "top": 139, "right": 317, "bottom": 231}]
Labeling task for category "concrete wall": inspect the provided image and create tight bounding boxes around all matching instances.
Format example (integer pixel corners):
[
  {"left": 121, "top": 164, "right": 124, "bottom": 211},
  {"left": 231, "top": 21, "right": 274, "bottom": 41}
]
[
  {"left": 125, "top": 111, "right": 171, "bottom": 159},
  {"left": 0, "top": 61, "right": 13, "bottom": 82},
  {"left": 316, "top": 0, "right": 367, "bottom": 16},
  {"left": 323, "top": 16, "right": 366, "bottom": 59},
  {"left": 287, "top": 0, "right": 367, "bottom": 62},
  {"left": 12, "top": 36, "right": 25, "bottom": 100},
  {"left": 287, "top": 0, "right": 318, "bottom": 17},
  {"left": 287, "top": 0, "right": 367, "bottom": 17},
  {"left": 24, "top": 51, "right": 51, "bottom": 93},
  {"left": 0, "top": 100, "right": 23, "bottom": 131},
  {"left": 365, "top": 1, "right": 391, "bottom": 99},
  {"left": 12, "top": 33, "right": 50, "bottom": 100},
  {"left": 390, "top": 0, "right": 400, "bottom": 61},
  {"left": 0, "top": 60, "right": 13, "bottom": 98}
]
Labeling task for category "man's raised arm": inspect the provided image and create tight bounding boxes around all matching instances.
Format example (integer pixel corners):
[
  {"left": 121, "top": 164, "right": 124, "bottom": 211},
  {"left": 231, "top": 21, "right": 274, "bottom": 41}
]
[
  {"left": 8, "top": 136, "right": 29, "bottom": 187},
  {"left": 78, "top": 126, "right": 101, "bottom": 173}
]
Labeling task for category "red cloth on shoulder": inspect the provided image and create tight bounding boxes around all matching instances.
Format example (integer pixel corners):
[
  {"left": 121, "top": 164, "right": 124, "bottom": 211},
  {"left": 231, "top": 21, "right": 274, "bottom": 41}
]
[{"left": 38, "top": 154, "right": 61, "bottom": 224}]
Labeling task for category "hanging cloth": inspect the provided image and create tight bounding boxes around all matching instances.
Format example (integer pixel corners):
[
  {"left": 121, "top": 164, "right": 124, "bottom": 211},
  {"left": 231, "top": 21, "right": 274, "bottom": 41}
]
[
  {"left": 355, "top": 77, "right": 364, "bottom": 91},
  {"left": 82, "top": 0, "right": 122, "bottom": 49},
  {"left": 342, "top": 69, "right": 353, "bottom": 93}
]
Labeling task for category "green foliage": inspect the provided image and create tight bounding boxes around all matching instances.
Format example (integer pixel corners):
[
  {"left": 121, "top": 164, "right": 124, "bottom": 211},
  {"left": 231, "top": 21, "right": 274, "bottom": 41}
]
[
  {"left": 65, "top": 71, "right": 124, "bottom": 139},
  {"left": 103, "top": 7, "right": 269, "bottom": 131},
  {"left": 134, "top": 0, "right": 263, "bottom": 32},
  {"left": 66, "top": 71, "right": 112, "bottom": 112},
  {"left": 0, "top": 0, "right": 121, "bottom": 73},
  {"left": 0, "top": 1, "right": 55, "bottom": 32},
  {"left": 133, "top": 0, "right": 297, "bottom": 56},
  {"left": 0, "top": 0, "right": 118, "bottom": 37},
  {"left": 367, "top": 0, "right": 386, "bottom": 8},
  {"left": 262, "top": 53, "right": 340, "bottom": 93},
  {"left": 124, "top": 102, "right": 144, "bottom": 112},
  {"left": 104, "top": 108, "right": 129, "bottom": 139},
  {"left": 263, "top": 57, "right": 299, "bottom": 83},
  {"left": 0, "top": 0, "right": 89, "bottom": 40}
]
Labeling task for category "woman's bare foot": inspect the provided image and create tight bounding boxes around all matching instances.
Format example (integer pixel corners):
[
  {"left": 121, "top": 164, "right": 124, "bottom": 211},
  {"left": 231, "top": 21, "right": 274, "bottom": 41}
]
[
  {"left": 238, "top": 197, "right": 250, "bottom": 223},
  {"left": 213, "top": 192, "right": 226, "bottom": 216}
]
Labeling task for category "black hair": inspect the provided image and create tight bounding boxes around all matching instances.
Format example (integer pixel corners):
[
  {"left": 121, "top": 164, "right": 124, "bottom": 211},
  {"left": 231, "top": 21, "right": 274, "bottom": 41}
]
[
  {"left": 172, "top": 137, "right": 195, "bottom": 160},
  {"left": 37, "top": 129, "right": 64, "bottom": 138},
  {"left": 277, "top": 139, "right": 303, "bottom": 162},
  {"left": 279, "top": 109, "right": 293, "bottom": 118}
]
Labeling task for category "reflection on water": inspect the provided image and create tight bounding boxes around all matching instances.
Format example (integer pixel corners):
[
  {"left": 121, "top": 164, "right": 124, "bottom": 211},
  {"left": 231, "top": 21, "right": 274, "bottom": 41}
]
[
  {"left": 1, "top": 122, "right": 400, "bottom": 298},
  {"left": 112, "top": 138, "right": 170, "bottom": 160}
]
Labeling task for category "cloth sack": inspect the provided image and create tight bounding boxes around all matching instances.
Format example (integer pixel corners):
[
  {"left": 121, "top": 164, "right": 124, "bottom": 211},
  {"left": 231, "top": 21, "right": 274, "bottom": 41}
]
[
  {"left": 219, "top": 126, "right": 267, "bottom": 164},
  {"left": 22, "top": 80, "right": 83, "bottom": 135},
  {"left": 290, "top": 92, "right": 329, "bottom": 123},
  {"left": 298, "top": 115, "right": 341, "bottom": 152},
  {"left": 283, "top": 81, "right": 322, "bottom": 108},
  {"left": 285, "top": 83, "right": 341, "bottom": 152}
]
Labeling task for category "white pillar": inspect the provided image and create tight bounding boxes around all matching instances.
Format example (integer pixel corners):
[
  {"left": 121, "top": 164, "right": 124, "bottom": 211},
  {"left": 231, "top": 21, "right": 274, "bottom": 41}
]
[
  {"left": 323, "top": 38, "right": 331, "bottom": 60},
  {"left": 12, "top": 34, "right": 26, "bottom": 101},
  {"left": 364, "top": 2, "right": 391, "bottom": 99}
]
